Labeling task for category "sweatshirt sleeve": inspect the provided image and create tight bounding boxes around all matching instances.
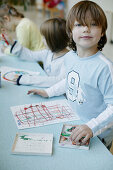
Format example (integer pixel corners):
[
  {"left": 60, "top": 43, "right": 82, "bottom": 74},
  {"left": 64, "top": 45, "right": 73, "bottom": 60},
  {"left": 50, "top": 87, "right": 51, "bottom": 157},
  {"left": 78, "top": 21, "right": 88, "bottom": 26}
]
[
  {"left": 86, "top": 104, "right": 113, "bottom": 136},
  {"left": 86, "top": 62, "right": 113, "bottom": 136},
  {"left": 17, "top": 64, "right": 66, "bottom": 87},
  {"left": 45, "top": 78, "right": 66, "bottom": 97},
  {"left": 10, "top": 41, "right": 48, "bottom": 63}
]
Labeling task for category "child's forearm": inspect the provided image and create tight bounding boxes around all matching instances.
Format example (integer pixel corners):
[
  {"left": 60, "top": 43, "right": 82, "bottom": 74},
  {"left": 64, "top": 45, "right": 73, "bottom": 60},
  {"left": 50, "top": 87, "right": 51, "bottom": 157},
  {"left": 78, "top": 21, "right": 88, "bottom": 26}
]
[
  {"left": 16, "top": 74, "right": 66, "bottom": 88},
  {"left": 45, "top": 78, "right": 66, "bottom": 97},
  {"left": 86, "top": 104, "right": 113, "bottom": 136},
  {"left": 10, "top": 41, "right": 47, "bottom": 61}
]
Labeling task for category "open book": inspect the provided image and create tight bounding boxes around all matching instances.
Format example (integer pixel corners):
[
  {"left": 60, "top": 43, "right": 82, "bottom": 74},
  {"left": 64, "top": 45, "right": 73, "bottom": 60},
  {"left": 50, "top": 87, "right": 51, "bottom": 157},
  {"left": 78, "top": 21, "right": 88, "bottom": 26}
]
[
  {"left": 59, "top": 124, "right": 90, "bottom": 150},
  {"left": 12, "top": 132, "right": 53, "bottom": 155}
]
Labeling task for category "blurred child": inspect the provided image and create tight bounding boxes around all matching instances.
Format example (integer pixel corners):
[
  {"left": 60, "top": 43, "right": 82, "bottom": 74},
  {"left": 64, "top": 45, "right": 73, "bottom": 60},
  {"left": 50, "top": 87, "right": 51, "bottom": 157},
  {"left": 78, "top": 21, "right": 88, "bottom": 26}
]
[
  {"left": 0, "top": 4, "right": 45, "bottom": 51},
  {"left": 28, "top": 1, "right": 113, "bottom": 150},
  {"left": 7, "top": 18, "right": 69, "bottom": 87}
]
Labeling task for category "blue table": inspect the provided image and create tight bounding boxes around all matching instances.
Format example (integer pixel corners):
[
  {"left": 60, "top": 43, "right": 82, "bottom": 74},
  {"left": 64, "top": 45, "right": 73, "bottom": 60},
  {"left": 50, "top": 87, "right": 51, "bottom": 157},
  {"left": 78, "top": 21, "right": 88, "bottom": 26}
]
[{"left": 0, "top": 55, "right": 113, "bottom": 170}]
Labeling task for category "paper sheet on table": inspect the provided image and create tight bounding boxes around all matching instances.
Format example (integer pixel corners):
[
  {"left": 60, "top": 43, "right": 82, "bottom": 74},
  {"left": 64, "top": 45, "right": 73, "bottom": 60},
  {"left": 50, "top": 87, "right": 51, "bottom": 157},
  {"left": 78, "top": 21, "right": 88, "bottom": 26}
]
[
  {"left": 0, "top": 66, "right": 40, "bottom": 83},
  {"left": 11, "top": 99, "right": 80, "bottom": 129}
]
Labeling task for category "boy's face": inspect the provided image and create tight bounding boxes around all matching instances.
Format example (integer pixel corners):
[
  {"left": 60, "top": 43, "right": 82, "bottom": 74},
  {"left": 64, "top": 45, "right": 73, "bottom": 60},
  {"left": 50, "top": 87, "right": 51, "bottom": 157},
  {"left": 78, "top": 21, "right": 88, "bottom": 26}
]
[{"left": 72, "top": 20, "right": 102, "bottom": 51}]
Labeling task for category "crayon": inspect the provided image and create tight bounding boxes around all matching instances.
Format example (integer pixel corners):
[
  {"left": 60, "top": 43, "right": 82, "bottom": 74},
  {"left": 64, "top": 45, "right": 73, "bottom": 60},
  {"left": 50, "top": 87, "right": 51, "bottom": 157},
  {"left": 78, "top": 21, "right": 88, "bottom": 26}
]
[
  {"left": 61, "top": 133, "right": 71, "bottom": 137},
  {"left": 67, "top": 126, "right": 76, "bottom": 132},
  {"left": 1, "top": 34, "right": 9, "bottom": 45}
]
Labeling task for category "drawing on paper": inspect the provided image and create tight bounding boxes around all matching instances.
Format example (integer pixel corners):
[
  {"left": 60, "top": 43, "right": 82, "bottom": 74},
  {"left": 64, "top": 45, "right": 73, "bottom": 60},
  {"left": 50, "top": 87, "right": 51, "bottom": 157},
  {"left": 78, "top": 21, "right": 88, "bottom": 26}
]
[
  {"left": 0, "top": 66, "right": 39, "bottom": 83},
  {"left": 12, "top": 132, "right": 53, "bottom": 155},
  {"left": 11, "top": 99, "right": 79, "bottom": 129},
  {"left": 3, "top": 70, "right": 29, "bottom": 82}
]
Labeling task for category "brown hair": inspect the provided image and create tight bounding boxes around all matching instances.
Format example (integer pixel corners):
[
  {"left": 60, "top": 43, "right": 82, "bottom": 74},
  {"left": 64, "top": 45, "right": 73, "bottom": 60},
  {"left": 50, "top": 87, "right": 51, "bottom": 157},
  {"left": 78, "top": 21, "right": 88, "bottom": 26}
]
[
  {"left": 0, "top": 4, "right": 24, "bottom": 19},
  {"left": 66, "top": 0, "right": 107, "bottom": 51},
  {"left": 0, "top": 20, "right": 4, "bottom": 33},
  {"left": 40, "top": 18, "right": 69, "bottom": 52}
]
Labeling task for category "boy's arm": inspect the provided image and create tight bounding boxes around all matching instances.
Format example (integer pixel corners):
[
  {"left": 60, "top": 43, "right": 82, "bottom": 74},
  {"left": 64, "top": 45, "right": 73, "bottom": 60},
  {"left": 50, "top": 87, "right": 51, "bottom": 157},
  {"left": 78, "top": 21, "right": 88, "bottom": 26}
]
[
  {"left": 27, "top": 78, "right": 66, "bottom": 98},
  {"left": 45, "top": 78, "right": 66, "bottom": 97},
  {"left": 86, "top": 63, "right": 113, "bottom": 137},
  {"left": 70, "top": 103, "right": 113, "bottom": 145},
  {"left": 86, "top": 104, "right": 113, "bottom": 136},
  {"left": 16, "top": 64, "right": 66, "bottom": 87},
  {"left": 10, "top": 41, "right": 48, "bottom": 62}
]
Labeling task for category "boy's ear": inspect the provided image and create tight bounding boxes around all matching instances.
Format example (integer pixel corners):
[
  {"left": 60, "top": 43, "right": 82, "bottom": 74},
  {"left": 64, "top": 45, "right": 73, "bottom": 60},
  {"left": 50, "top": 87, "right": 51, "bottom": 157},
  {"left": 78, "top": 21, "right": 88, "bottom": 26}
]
[{"left": 3, "top": 15, "right": 10, "bottom": 22}]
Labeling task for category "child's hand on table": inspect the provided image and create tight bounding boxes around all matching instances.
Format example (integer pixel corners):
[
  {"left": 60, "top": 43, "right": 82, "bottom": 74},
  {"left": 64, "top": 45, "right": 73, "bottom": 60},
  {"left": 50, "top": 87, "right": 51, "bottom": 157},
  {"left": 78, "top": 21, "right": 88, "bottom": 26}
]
[
  {"left": 27, "top": 89, "right": 49, "bottom": 97},
  {"left": 70, "top": 125, "right": 93, "bottom": 145}
]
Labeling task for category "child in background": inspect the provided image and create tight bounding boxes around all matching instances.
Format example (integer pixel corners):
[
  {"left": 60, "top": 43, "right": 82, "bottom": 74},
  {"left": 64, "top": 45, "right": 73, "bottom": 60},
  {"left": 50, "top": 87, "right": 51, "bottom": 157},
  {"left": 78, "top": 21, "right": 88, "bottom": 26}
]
[
  {"left": 0, "top": 4, "right": 45, "bottom": 51},
  {"left": 28, "top": 1, "right": 113, "bottom": 150},
  {"left": 7, "top": 18, "right": 69, "bottom": 87}
]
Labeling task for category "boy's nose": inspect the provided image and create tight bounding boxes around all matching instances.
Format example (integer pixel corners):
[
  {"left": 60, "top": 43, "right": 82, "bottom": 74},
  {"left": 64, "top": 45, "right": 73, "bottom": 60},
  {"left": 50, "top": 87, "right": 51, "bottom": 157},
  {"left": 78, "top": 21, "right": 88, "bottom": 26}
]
[{"left": 83, "top": 26, "right": 90, "bottom": 32}]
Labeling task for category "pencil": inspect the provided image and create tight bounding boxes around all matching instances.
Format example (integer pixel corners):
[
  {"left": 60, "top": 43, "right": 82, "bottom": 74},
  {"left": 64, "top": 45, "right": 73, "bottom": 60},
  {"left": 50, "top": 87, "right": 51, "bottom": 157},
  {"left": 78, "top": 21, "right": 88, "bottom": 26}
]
[{"left": 2, "top": 34, "right": 9, "bottom": 45}]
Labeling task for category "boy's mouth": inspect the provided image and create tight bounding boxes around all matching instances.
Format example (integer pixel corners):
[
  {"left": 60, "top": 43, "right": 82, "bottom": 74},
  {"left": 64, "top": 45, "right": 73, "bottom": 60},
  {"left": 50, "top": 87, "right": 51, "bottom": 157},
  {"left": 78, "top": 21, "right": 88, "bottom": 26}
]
[{"left": 80, "top": 36, "right": 92, "bottom": 39}]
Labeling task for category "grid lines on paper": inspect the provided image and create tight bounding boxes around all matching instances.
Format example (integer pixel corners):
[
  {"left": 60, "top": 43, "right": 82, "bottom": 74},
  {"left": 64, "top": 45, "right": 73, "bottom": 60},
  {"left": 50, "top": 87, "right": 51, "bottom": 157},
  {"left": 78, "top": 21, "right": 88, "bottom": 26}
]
[{"left": 13, "top": 102, "right": 76, "bottom": 129}]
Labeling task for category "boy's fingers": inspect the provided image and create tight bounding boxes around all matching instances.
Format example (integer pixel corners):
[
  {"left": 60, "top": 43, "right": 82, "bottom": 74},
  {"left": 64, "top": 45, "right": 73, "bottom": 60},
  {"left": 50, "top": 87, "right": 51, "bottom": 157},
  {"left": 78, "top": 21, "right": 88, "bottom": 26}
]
[
  {"left": 27, "top": 89, "right": 39, "bottom": 95},
  {"left": 70, "top": 131, "right": 80, "bottom": 141},
  {"left": 74, "top": 132, "right": 85, "bottom": 143},
  {"left": 27, "top": 91, "right": 31, "bottom": 94},
  {"left": 70, "top": 128, "right": 79, "bottom": 141},
  {"left": 27, "top": 90, "right": 34, "bottom": 94},
  {"left": 82, "top": 134, "right": 91, "bottom": 143}
]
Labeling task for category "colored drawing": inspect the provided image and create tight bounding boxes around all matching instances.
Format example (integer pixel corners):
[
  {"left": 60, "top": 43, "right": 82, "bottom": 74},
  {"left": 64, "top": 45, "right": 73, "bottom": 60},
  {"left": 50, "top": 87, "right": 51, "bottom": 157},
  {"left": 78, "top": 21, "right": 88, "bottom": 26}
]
[
  {"left": 12, "top": 132, "right": 53, "bottom": 155},
  {"left": 59, "top": 124, "right": 90, "bottom": 150},
  {"left": 11, "top": 99, "right": 79, "bottom": 129},
  {"left": 3, "top": 70, "right": 29, "bottom": 82},
  {"left": 0, "top": 66, "right": 40, "bottom": 83}
]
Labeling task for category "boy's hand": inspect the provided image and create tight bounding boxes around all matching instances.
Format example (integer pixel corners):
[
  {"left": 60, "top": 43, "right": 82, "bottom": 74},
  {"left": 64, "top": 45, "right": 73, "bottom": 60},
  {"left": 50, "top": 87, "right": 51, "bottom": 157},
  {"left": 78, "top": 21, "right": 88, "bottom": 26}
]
[
  {"left": 27, "top": 89, "right": 49, "bottom": 98},
  {"left": 70, "top": 125, "right": 93, "bottom": 145}
]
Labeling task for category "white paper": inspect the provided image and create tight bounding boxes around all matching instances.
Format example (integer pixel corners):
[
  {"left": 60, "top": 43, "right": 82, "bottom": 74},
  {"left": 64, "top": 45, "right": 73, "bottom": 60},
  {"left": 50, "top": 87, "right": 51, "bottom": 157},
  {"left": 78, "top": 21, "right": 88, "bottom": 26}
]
[
  {"left": 11, "top": 99, "right": 80, "bottom": 129},
  {"left": 12, "top": 132, "right": 53, "bottom": 155},
  {"left": 0, "top": 66, "right": 40, "bottom": 83}
]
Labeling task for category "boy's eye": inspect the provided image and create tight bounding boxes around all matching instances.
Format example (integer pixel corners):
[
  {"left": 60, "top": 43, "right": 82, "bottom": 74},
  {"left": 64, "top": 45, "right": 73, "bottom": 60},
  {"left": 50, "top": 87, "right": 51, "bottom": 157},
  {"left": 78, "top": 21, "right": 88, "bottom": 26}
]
[
  {"left": 74, "top": 23, "right": 81, "bottom": 27},
  {"left": 91, "top": 23, "right": 97, "bottom": 26}
]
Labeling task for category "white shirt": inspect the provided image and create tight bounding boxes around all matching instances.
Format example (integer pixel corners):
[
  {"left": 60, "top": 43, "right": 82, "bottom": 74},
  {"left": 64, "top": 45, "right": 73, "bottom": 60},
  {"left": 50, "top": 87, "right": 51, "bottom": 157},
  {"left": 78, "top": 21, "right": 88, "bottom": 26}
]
[{"left": 11, "top": 42, "right": 66, "bottom": 87}]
